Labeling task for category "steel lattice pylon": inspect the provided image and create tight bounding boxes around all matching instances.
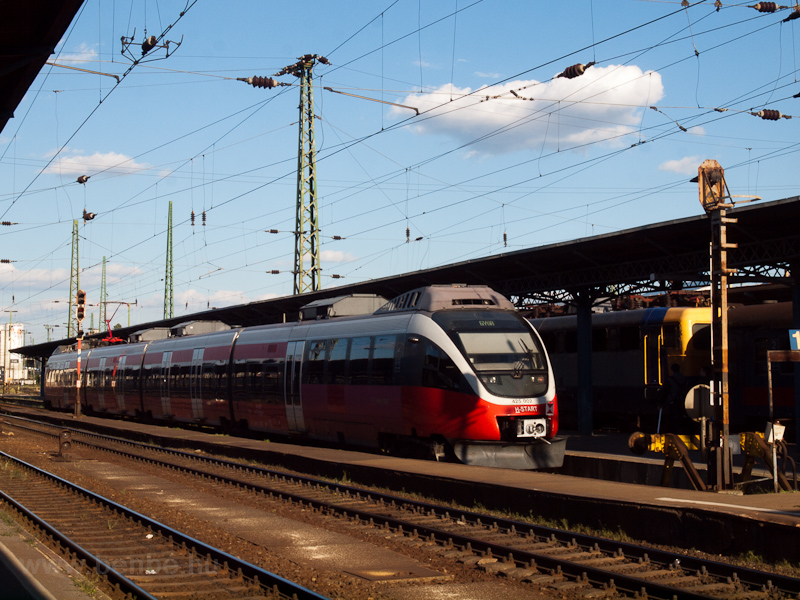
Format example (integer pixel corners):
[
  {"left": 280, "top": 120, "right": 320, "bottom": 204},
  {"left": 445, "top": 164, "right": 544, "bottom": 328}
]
[
  {"left": 100, "top": 256, "right": 107, "bottom": 328},
  {"left": 164, "top": 201, "right": 174, "bottom": 319},
  {"left": 294, "top": 56, "right": 321, "bottom": 294},
  {"left": 68, "top": 220, "right": 79, "bottom": 337}
]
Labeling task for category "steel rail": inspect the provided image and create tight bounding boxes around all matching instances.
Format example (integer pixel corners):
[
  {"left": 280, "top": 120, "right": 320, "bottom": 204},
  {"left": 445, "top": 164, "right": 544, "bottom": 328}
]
[
  {"left": 7, "top": 415, "right": 799, "bottom": 600},
  {"left": 0, "top": 450, "right": 329, "bottom": 600}
]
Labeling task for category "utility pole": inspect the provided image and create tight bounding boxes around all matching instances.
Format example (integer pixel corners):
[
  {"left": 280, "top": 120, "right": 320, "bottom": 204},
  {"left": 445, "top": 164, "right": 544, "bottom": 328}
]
[
  {"left": 68, "top": 220, "right": 79, "bottom": 337},
  {"left": 164, "top": 201, "right": 174, "bottom": 319},
  {"left": 696, "top": 159, "right": 735, "bottom": 491}
]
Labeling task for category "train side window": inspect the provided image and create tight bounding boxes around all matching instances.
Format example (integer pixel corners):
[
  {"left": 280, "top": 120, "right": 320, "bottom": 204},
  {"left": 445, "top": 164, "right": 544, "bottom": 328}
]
[
  {"left": 327, "top": 338, "right": 349, "bottom": 384},
  {"left": 249, "top": 362, "right": 264, "bottom": 396},
  {"left": 690, "top": 324, "right": 710, "bottom": 351},
  {"left": 619, "top": 326, "right": 639, "bottom": 351},
  {"left": 304, "top": 340, "right": 327, "bottom": 384},
  {"left": 592, "top": 328, "right": 608, "bottom": 352},
  {"left": 564, "top": 331, "right": 577, "bottom": 353},
  {"left": 349, "top": 337, "right": 371, "bottom": 385},
  {"left": 233, "top": 361, "right": 246, "bottom": 391},
  {"left": 422, "top": 343, "right": 459, "bottom": 390},
  {"left": 372, "top": 335, "right": 396, "bottom": 385},
  {"left": 662, "top": 324, "right": 680, "bottom": 349},
  {"left": 264, "top": 359, "right": 282, "bottom": 403},
  {"left": 539, "top": 332, "right": 556, "bottom": 353},
  {"left": 607, "top": 327, "right": 620, "bottom": 351}
]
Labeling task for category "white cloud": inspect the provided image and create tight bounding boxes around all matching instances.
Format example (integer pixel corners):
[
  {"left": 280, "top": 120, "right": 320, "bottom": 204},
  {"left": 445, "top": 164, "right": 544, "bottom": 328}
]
[
  {"left": 58, "top": 42, "right": 99, "bottom": 64},
  {"left": 658, "top": 156, "right": 704, "bottom": 175},
  {"left": 392, "top": 64, "right": 664, "bottom": 156},
  {"left": 0, "top": 262, "right": 69, "bottom": 286},
  {"left": 44, "top": 149, "right": 153, "bottom": 177},
  {"left": 321, "top": 250, "right": 358, "bottom": 263}
]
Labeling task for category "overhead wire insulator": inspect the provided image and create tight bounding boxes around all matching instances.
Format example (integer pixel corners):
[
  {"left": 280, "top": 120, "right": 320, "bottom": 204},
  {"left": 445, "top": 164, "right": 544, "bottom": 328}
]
[
  {"left": 202, "top": 211, "right": 206, "bottom": 226},
  {"left": 239, "top": 76, "right": 282, "bottom": 89},
  {"left": 332, "top": 235, "right": 344, "bottom": 240},
  {"left": 715, "top": 0, "right": 722, "bottom": 10},
  {"left": 268, "top": 270, "right": 280, "bottom": 274},
  {"left": 191, "top": 211, "right": 195, "bottom": 226},
  {"left": 415, "top": 236, "right": 423, "bottom": 242},
  {"left": 406, "top": 227, "right": 410, "bottom": 243},
  {"left": 1, "top": 221, "right": 16, "bottom": 226},
  {"left": 0, "top": 259, "right": 14, "bottom": 263},
  {"left": 557, "top": 62, "right": 596, "bottom": 79},
  {"left": 503, "top": 232, "right": 507, "bottom": 247},
  {"left": 751, "top": 2, "right": 779, "bottom": 12},
  {"left": 330, "top": 274, "right": 343, "bottom": 279},
  {"left": 755, "top": 109, "right": 783, "bottom": 120},
  {"left": 266, "top": 229, "right": 279, "bottom": 234},
  {"left": 142, "top": 35, "right": 158, "bottom": 55}
]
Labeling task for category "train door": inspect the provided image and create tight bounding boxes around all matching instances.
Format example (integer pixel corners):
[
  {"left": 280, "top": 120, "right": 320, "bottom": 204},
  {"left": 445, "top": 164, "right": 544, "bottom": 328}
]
[
  {"left": 642, "top": 325, "right": 663, "bottom": 401},
  {"left": 190, "top": 348, "right": 204, "bottom": 419},
  {"left": 97, "top": 358, "right": 107, "bottom": 409},
  {"left": 62, "top": 361, "right": 70, "bottom": 406},
  {"left": 115, "top": 356, "right": 126, "bottom": 411},
  {"left": 284, "top": 341, "right": 306, "bottom": 431},
  {"left": 160, "top": 351, "right": 172, "bottom": 416}
]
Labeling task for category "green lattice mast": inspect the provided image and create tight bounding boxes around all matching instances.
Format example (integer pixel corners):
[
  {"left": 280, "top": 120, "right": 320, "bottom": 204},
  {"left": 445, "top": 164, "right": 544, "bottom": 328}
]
[
  {"left": 292, "top": 55, "right": 323, "bottom": 294},
  {"left": 68, "top": 220, "right": 79, "bottom": 337},
  {"left": 164, "top": 201, "right": 174, "bottom": 319},
  {"left": 100, "top": 256, "right": 107, "bottom": 329}
]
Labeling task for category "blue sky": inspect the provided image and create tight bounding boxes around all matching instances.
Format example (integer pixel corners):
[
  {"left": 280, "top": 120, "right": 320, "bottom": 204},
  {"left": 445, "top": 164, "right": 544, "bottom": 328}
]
[{"left": 2, "top": 0, "right": 799, "bottom": 343}]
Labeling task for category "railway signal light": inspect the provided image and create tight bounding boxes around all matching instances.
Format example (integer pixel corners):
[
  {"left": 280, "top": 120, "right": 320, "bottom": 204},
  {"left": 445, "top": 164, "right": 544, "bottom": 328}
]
[
  {"left": 76, "top": 289, "right": 86, "bottom": 321},
  {"left": 58, "top": 430, "right": 72, "bottom": 457},
  {"left": 692, "top": 160, "right": 730, "bottom": 214}
]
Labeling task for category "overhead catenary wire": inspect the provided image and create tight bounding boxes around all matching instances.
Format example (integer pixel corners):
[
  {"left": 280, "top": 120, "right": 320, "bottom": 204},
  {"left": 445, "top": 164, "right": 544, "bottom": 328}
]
[{"left": 8, "top": 1, "right": 800, "bottom": 330}]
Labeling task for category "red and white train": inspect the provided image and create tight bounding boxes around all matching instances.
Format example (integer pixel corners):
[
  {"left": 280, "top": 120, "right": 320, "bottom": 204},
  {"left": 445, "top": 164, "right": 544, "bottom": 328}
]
[{"left": 44, "top": 285, "right": 564, "bottom": 469}]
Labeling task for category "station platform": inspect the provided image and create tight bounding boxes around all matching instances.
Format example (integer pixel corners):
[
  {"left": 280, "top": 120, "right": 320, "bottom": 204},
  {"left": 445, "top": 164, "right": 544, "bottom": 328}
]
[{"left": 0, "top": 403, "right": 798, "bottom": 568}]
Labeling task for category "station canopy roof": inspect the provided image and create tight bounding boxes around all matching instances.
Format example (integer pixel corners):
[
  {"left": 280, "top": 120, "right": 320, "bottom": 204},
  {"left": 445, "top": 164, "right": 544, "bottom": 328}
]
[{"left": 15, "top": 195, "right": 800, "bottom": 360}]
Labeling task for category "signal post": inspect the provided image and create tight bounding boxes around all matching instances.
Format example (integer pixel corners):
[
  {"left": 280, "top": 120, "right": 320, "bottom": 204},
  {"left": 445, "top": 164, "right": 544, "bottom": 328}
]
[
  {"left": 75, "top": 289, "right": 85, "bottom": 418},
  {"left": 696, "top": 160, "right": 735, "bottom": 490}
]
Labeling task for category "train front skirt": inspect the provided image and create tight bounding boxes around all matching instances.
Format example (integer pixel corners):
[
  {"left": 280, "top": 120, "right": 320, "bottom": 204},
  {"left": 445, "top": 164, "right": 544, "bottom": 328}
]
[{"left": 454, "top": 437, "right": 566, "bottom": 470}]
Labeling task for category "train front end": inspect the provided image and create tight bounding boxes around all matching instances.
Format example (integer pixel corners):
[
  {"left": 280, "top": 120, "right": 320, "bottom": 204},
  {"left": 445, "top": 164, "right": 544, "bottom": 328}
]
[{"left": 383, "top": 285, "right": 565, "bottom": 470}]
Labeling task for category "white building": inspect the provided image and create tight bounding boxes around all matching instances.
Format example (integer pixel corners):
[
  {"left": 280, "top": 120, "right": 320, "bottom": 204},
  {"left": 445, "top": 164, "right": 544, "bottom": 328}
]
[{"left": 1, "top": 323, "right": 35, "bottom": 384}]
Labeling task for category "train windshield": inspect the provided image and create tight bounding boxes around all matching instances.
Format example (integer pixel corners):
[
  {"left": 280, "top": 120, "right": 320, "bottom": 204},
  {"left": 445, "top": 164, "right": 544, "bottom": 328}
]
[{"left": 432, "top": 310, "right": 548, "bottom": 398}]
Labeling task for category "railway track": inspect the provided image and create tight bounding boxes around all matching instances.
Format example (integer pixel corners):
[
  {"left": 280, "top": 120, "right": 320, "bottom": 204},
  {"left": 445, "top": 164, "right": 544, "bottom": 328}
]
[
  {"left": 0, "top": 443, "right": 328, "bottom": 599},
  {"left": 4, "top": 415, "right": 798, "bottom": 600}
]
